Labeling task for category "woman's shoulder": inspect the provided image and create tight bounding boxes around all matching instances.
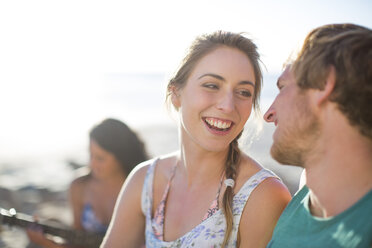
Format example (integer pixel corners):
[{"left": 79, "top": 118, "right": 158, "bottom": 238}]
[
  {"left": 250, "top": 175, "right": 291, "bottom": 206},
  {"left": 70, "top": 171, "right": 91, "bottom": 191},
  {"left": 127, "top": 152, "right": 179, "bottom": 185},
  {"left": 237, "top": 157, "right": 292, "bottom": 246},
  {"left": 154, "top": 151, "right": 179, "bottom": 175},
  {"left": 235, "top": 154, "right": 263, "bottom": 187},
  {"left": 69, "top": 173, "right": 92, "bottom": 205},
  {"left": 238, "top": 154, "right": 291, "bottom": 202}
]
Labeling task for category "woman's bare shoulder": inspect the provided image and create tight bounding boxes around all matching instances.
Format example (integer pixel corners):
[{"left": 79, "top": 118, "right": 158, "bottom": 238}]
[
  {"left": 126, "top": 152, "right": 179, "bottom": 186},
  {"left": 154, "top": 152, "right": 179, "bottom": 175},
  {"left": 235, "top": 154, "right": 263, "bottom": 187},
  {"left": 238, "top": 153, "right": 291, "bottom": 202},
  {"left": 113, "top": 153, "right": 179, "bottom": 217},
  {"left": 238, "top": 159, "right": 291, "bottom": 247},
  {"left": 70, "top": 172, "right": 91, "bottom": 192},
  {"left": 252, "top": 176, "right": 291, "bottom": 205},
  {"left": 125, "top": 158, "right": 154, "bottom": 184}
]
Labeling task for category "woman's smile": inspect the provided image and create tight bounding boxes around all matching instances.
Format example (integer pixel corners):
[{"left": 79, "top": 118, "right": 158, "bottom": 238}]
[{"left": 203, "top": 117, "right": 234, "bottom": 135}]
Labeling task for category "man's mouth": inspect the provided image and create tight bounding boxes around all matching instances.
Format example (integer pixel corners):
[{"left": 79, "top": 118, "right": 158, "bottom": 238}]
[{"left": 203, "top": 117, "right": 233, "bottom": 131}]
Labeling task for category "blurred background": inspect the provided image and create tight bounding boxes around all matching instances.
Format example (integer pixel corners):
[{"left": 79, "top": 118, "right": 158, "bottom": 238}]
[{"left": 0, "top": 0, "right": 371, "bottom": 246}]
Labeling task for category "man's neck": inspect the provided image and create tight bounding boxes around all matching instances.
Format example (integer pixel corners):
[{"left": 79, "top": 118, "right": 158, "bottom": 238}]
[{"left": 305, "top": 113, "right": 372, "bottom": 218}]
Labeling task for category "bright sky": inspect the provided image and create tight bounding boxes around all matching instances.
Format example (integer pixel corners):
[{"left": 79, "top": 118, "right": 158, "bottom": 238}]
[{"left": 0, "top": 0, "right": 371, "bottom": 159}]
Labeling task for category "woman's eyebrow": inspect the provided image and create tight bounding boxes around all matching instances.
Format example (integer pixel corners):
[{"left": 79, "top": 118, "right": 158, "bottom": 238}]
[
  {"left": 198, "top": 73, "right": 224, "bottom": 81},
  {"left": 239, "top": 80, "right": 255, "bottom": 87},
  {"left": 198, "top": 73, "right": 255, "bottom": 87}
]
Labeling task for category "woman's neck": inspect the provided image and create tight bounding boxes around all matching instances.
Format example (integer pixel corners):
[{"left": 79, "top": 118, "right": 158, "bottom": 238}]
[{"left": 178, "top": 143, "right": 227, "bottom": 188}]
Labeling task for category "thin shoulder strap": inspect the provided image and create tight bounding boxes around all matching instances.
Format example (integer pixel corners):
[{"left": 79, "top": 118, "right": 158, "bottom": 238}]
[
  {"left": 224, "top": 169, "right": 280, "bottom": 247},
  {"left": 141, "top": 158, "right": 158, "bottom": 216},
  {"left": 151, "top": 164, "right": 177, "bottom": 240},
  {"left": 232, "top": 169, "right": 280, "bottom": 224},
  {"left": 202, "top": 173, "right": 225, "bottom": 221},
  {"left": 153, "top": 164, "right": 177, "bottom": 218}
]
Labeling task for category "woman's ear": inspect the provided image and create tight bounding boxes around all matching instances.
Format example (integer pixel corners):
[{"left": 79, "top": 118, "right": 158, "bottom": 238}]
[
  {"left": 315, "top": 65, "right": 336, "bottom": 106},
  {"left": 170, "top": 85, "right": 181, "bottom": 109}
]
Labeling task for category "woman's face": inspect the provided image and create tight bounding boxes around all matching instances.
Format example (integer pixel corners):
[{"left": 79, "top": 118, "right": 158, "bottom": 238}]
[
  {"left": 173, "top": 46, "right": 256, "bottom": 152},
  {"left": 89, "top": 139, "right": 123, "bottom": 180}
]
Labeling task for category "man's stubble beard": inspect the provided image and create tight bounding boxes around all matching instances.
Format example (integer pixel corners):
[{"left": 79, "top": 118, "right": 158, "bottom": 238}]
[{"left": 271, "top": 94, "right": 320, "bottom": 167}]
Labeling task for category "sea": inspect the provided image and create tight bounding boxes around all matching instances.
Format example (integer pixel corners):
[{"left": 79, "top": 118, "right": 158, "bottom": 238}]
[
  {"left": 0, "top": 71, "right": 303, "bottom": 247},
  {"left": 0, "top": 72, "right": 301, "bottom": 193}
]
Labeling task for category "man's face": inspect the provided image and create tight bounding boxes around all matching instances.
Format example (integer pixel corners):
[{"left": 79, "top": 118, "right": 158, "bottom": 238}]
[{"left": 264, "top": 66, "right": 319, "bottom": 166}]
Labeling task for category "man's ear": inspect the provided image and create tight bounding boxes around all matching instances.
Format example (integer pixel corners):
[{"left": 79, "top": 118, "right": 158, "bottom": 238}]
[
  {"left": 170, "top": 86, "right": 181, "bottom": 109},
  {"left": 315, "top": 66, "right": 336, "bottom": 106}
]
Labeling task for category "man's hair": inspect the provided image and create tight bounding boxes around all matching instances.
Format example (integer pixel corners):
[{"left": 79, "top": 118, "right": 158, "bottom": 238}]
[{"left": 293, "top": 23, "right": 372, "bottom": 140}]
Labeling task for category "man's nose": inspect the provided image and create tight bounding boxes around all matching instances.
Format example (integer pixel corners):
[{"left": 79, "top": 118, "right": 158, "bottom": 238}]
[{"left": 264, "top": 104, "right": 276, "bottom": 123}]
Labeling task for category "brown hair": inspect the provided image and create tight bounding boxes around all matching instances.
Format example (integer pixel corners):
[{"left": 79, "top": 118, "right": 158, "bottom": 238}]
[
  {"left": 293, "top": 23, "right": 372, "bottom": 140},
  {"left": 90, "top": 118, "right": 149, "bottom": 176},
  {"left": 166, "top": 31, "right": 263, "bottom": 246}
]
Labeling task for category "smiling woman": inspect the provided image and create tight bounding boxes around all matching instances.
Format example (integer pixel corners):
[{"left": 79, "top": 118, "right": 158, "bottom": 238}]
[
  {"left": 101, "top": 30, "right": 291, "bottom": 248},
  {"left": 170, "top": 46, "right": 256, "bottom": 153}
]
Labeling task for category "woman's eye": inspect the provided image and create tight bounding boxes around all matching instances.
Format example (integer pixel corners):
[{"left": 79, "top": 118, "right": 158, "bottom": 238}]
[
  {"left": 238, "top": 89, "right": 252, "bottom": 98},
  {"left": 203, "top": 83, "right": 219, "bottom": 90}
]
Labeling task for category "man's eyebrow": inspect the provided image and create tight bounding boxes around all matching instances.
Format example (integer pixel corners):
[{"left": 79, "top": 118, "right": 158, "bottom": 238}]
[{"left": 198, "top": 73, "right": 255, "bottom": 87}]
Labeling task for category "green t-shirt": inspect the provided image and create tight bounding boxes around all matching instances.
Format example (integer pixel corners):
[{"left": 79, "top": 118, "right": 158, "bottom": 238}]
[{"left": 267, "top": 186, "right": 372, "bottom": 248}]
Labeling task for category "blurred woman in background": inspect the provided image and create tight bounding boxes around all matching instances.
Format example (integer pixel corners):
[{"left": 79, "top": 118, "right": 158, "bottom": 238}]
[{"left": 27, "top": 118, "right": 148, "bottom": 248}]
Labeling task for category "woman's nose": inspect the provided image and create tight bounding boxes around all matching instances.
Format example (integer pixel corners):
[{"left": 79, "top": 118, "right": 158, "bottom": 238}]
[{"left": 216, "top": 92, "right": 234, "bottom": 113}]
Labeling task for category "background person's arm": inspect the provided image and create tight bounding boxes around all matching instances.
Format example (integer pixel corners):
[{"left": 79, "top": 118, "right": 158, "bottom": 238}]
[
  {"left": 69, "top": 176, "right": 86, "bottom": 230},
  {"left": 100, "top": 164, "right": 148, "bottom": 248}
]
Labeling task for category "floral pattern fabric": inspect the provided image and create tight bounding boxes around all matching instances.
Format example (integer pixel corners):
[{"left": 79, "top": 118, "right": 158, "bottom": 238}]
[
  {"left": 141, "top": 158, "right": 279, "bottom": 248},
  {"left": 152, "top": 164, "right": 177, "bottom": 240}
]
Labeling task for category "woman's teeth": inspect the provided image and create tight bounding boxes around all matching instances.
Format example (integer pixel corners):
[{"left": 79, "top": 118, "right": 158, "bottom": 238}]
[{"left": 205, "top": 118, "right": 232, "bottom": 130}]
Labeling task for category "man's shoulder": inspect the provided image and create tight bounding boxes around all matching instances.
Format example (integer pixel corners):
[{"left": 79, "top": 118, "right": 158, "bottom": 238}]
[
  {"left": 285, "top": 185, "right": 309, "bottom": 209},
  {"left": 268, "top": 186, "right": 372, "bottom": 248}
]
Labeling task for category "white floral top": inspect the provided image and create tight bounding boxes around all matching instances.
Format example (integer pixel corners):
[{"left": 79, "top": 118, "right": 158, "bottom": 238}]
[{"left": 141, "top": 158, "right": 279, "bottom": 248}]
